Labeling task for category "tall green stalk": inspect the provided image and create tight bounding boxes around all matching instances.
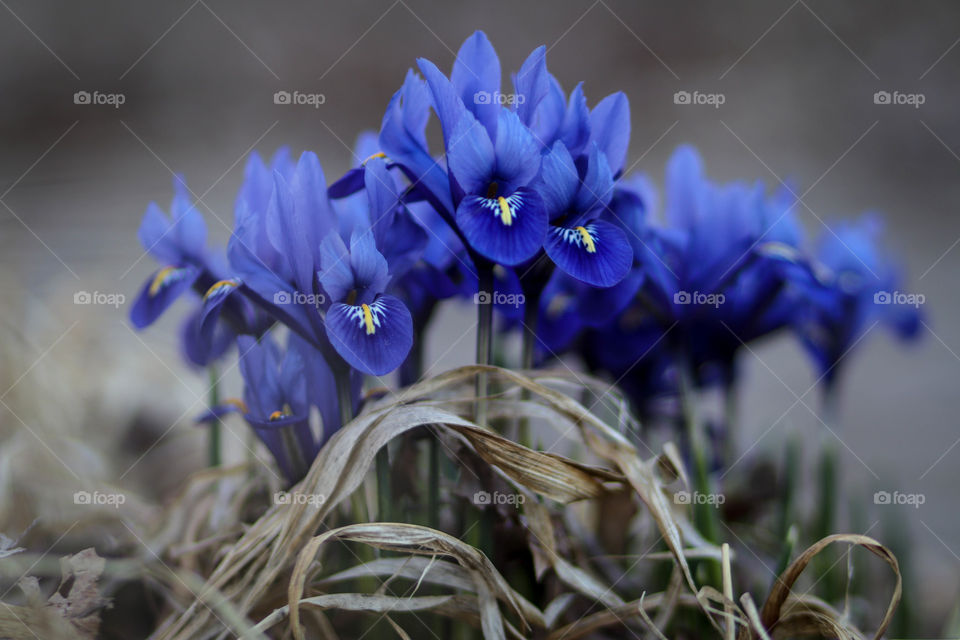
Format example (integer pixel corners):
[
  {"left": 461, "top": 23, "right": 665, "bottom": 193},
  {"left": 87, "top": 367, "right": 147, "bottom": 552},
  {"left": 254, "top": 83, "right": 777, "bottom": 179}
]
[
  {"left": 475, "top": 263, "right": 495, "bottom": 427},
  {"left": 336, "top": 371, "right": 369, "bottom": 525},
  {"left": 207, "top": 367, "right": 221, "bottom": 467},
  {"left": 814, "top": 388, "right": 840, "bottom": 601},
  {"left": 518, "top": 287, "right": 541, "bottom": 447},
  {"left": 677, "top": 361, "right": 722, "bottom": 588}
]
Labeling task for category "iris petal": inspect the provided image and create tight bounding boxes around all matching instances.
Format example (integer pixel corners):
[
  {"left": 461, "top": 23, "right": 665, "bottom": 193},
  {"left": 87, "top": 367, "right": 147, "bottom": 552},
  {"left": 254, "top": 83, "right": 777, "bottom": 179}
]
[
  {"left": 325, "top": 295, "right": 413, "bottom": 376},
  {"left": 451, "top": 31, "right": 501, "bottom": 139},
  {"left": 130, "top": 265, "right": 199, "bottom": 329},
  {"left": 544, "top": 219, "right": 632, "bottom": 287},
  {"left": 455, "top": 187, "right": 547, "bottom": 266},
  {"left": 588, "top": 92, "right": 630, "bottom": 175}
]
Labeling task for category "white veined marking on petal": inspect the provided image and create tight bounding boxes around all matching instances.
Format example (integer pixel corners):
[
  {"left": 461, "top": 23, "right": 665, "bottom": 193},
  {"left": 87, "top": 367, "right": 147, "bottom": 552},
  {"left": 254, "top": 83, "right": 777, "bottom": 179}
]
[
  {"left": 346, "top": 299, "right": 387, "bottom": 336},
  {"left": 554, "top": 224, "right": 600, "bottom": 253},
  {"left": 480, "top": 193, "right": 524, "bottom": 226}
]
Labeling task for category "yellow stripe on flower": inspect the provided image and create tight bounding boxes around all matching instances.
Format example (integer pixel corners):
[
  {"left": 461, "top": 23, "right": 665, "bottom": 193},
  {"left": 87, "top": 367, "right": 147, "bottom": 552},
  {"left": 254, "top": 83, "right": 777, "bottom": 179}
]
[
  {"left": 497, "top": 196, "right": 513, "bottom": 226},
  {"left": 362, "top": 151, "right": 387, "bottom": 165},
  {"left": 223, "top": 397, "right": 248, "bottom": 414},
  {"left": 361, "top": 303, "right": 376, "bottom": 335},
  {"left": 268, "top": 410, "right": 288, "bottom": 421},
  {"left": 149, "top": 266, "right": 179, "bottom": 297},
  {"left": 203, "top": 279, "right": 239, "bottom": 301},
  {"left": 575, "top": 226, "right": 596, "bottom": 253}
]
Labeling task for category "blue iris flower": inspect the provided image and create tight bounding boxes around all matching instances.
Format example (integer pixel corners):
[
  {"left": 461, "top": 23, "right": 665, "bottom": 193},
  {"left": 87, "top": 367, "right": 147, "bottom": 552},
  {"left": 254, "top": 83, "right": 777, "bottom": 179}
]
[
  {"left": 416, "top": 32, "right": 550, "bottom": 266},
  {"left": 200, "top": 333, "right": 324, "bottom": 483},
  {"left": 793, "top": 214, "right": 922, "bottom": 386},
  {"left": 130, "top": 176, "right": 257, "bottom": 366},
  {"left": 215, "top": 151, "right": 422, "bottom": 378},
  {"left": 536, "top": 141, "right": 633, "bottom": 287}
]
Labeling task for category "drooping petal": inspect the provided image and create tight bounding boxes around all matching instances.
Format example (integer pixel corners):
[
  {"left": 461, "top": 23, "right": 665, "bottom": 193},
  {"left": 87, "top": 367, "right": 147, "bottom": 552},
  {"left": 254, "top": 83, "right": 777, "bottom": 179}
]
[
  {"left": 455, "top": 187, "right": 547, "bottom": 266},
  {"left": 589, "top": 92, "right": 630, "bottom": 174},
  {"left": 181, "top": 306, "right": 234, "bottom": 367},
  {"left": 451, "top": 31, "right": 501, "bottom": 139},
  {"left": 545, "top": 219, "right": 632, "bottom": 287},
  {"left": 130, "top": 265, "right": 199, "bottom": 329},
  {"left": 198, "top": 278, "right": 243, "bottom": 344},
  {"left": 492, "top": 109, "right": 541, "bottom": 191},
  {"left": 325, "top": 295, "right": 413, "bottom": 376}
]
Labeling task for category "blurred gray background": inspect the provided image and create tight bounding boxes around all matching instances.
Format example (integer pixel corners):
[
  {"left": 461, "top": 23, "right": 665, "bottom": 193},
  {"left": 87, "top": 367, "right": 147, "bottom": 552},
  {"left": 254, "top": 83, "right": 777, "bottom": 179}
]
[{"left": 1, "top": 0, "right": 958, "bottom": 631}]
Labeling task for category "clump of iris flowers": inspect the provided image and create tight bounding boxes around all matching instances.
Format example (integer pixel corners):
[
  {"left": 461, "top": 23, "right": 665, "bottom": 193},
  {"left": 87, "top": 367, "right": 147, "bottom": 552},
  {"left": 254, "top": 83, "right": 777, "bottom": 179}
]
[{"left": 130, "top": 31, "right": 923, "bottom": 492}]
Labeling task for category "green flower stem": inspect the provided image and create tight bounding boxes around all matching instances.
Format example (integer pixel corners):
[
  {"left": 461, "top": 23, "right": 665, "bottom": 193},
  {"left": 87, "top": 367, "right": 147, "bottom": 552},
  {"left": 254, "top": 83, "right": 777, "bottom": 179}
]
[
  {"left": 475, "top": 262, "right": 495, "bottom": 427},
  {"left": 207, "top": 367, "right": 221, "bottom": 468},
  {"left": 814, "top": 388, "right": 840, "bottom": 602},
  {"left": 518, "top": 287, "right": 541, "bottom": 447},
  {"left": 677, "top": 362, "right": 722, "bottom": 588},
  {"left": 336, "top": 370, "right": 369, "bottom": 525}
]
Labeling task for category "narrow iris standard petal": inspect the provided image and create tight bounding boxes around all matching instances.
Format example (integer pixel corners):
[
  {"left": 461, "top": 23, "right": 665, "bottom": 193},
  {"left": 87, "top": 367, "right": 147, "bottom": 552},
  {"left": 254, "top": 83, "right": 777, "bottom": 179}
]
[
  {"left": 325, "top": 295, "right": 413, "bottom": 376},
  {"left": 455, "top": 187, "right": 547, "bottom": 266},
  {"left": 544, "top": 219, "right": 632, "bottom": 287},
  {"left": 130, "top": 265, "right": 199, "bottom": 329}
]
